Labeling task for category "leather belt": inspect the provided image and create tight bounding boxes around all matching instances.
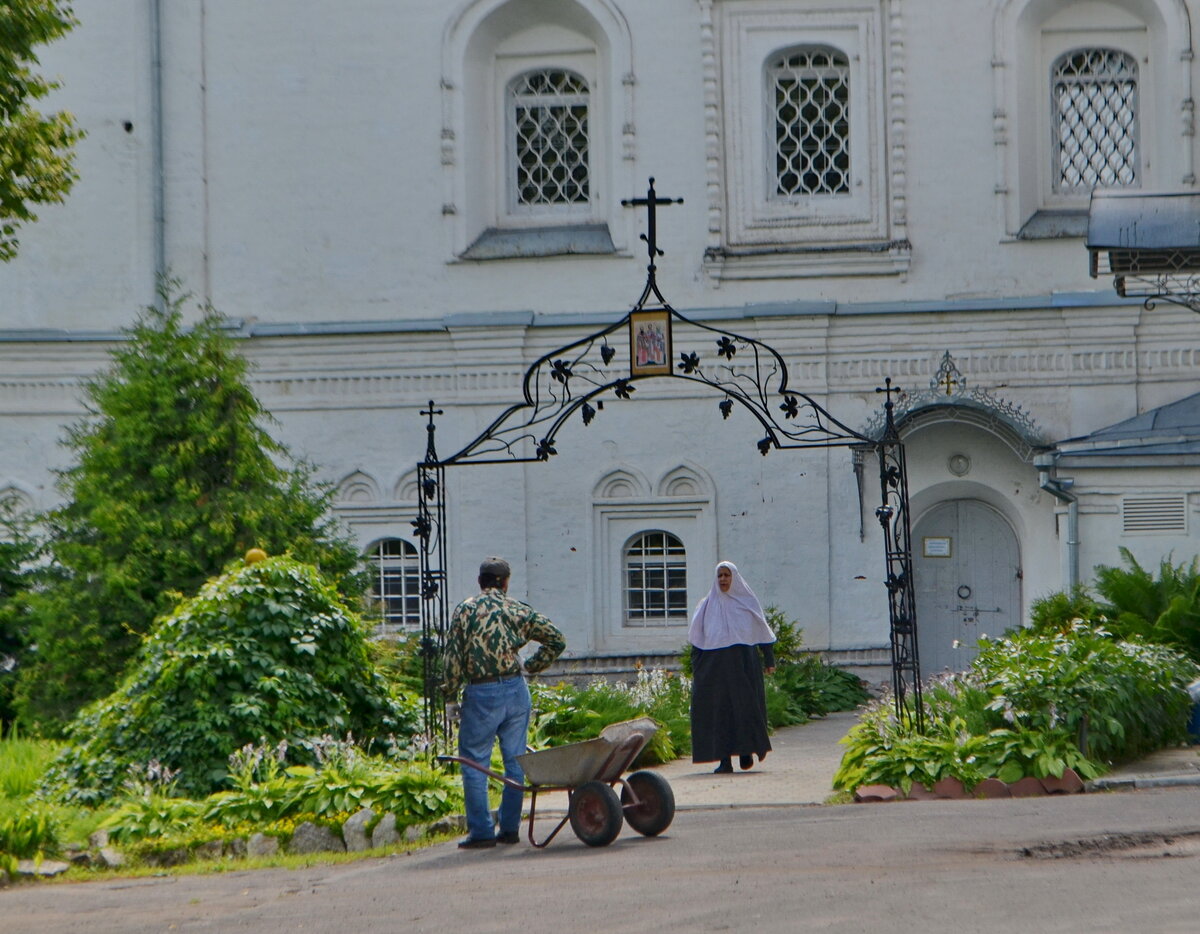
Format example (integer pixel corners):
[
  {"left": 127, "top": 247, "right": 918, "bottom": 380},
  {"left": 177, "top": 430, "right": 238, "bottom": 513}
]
[{"left": 469, "top": 673, "right": 519, "bottom": 685}]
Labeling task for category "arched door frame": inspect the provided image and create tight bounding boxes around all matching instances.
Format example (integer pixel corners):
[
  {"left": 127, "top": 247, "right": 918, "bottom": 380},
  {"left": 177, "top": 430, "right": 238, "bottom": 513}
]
[{"left": 413, "top": 180, "right": 922, "bottom": 741}]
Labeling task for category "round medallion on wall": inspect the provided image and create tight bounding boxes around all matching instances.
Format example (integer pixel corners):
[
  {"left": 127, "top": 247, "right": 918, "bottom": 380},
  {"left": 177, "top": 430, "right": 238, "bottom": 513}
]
[{"left": 947, "top": 453, "right": 971, "bottom": 476}]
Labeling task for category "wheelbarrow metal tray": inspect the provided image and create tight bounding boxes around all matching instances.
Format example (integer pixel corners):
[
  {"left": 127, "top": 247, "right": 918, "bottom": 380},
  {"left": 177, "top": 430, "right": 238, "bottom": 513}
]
[{"left": 517, "top": 717, "right": 658, "bottom": 787}]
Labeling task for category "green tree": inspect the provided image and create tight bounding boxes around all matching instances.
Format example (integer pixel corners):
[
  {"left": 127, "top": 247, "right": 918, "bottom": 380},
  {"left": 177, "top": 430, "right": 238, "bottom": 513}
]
[
  {"left": 14, "top": 282, "right": 363, "bottom": 733},
  {"left": 0, "top": 492, "right": 43, "bottom": 732},
  {"left": 0, "top": 1, "right": 83, "bottom": 261}
]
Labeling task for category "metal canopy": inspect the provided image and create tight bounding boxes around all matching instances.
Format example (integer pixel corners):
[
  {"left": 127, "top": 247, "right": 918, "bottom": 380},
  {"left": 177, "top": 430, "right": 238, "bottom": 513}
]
[{"left": 1087, "top": 189, "right": 1200, "bottom": 309}]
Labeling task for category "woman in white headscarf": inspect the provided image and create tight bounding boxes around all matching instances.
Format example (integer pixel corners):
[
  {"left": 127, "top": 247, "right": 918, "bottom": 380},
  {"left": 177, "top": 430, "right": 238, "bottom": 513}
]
[{"left": 688, "top": 561, "right": 777, "bottom": 773}]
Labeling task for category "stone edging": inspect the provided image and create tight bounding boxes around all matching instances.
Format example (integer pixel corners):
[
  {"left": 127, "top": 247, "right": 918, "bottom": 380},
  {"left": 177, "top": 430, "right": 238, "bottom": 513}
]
[{"left": 853, "top": 769, "right": 1086, "bottom": 802}]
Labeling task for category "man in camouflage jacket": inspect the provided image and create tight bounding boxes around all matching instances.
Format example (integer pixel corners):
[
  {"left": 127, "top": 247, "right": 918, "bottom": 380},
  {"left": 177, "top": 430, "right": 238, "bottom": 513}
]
[{"left": 443, "top": 556, "right": 565, "bottom": 848}]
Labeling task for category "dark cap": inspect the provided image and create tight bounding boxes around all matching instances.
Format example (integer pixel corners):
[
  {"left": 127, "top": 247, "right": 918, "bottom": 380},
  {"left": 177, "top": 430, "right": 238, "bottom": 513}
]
[{"left": 479, "top": 556, "right": 511, "bottom": 580}]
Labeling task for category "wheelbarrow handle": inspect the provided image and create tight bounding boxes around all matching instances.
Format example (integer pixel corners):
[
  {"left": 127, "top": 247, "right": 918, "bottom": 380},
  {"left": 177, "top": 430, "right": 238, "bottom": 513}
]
[{"left": 436, "top": 754, "right": 530, "bottom": 791}]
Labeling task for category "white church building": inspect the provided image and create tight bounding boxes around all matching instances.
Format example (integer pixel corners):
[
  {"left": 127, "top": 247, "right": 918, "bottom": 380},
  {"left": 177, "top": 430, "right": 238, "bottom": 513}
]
[{"left": 4, "top": 0, "right": 1200, "bottom": 682}]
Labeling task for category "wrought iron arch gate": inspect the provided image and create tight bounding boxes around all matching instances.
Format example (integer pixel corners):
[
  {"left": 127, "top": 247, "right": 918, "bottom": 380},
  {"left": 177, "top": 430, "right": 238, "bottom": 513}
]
[{"left": 412, "top": 181, "right": 923, "bottom": 741}]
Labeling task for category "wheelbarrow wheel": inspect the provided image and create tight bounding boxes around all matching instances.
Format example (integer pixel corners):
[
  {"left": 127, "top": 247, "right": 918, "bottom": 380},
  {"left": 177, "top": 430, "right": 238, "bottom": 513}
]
[
  {"left": 569, "top": 781, "right": 623, "bottom": 847},
  {"left": 621, "top": 770, "right": 675, "bottom": 836}
]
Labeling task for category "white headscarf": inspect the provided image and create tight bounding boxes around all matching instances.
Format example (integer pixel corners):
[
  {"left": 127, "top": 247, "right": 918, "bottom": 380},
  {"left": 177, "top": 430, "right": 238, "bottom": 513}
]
[{"left": 687, "top": 561, "right": 776, "bottom": 650}]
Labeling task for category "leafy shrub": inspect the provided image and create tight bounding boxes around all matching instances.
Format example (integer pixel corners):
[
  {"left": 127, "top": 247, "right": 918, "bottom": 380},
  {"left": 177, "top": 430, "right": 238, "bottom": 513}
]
[
  {"left": 973, "top": 622, "right": 1197, "bottom": 762},
  {"left": 40, "top": 555, "right": 416, "bottom": 802},
  {"left": 833, "top": 622, "right": 1198, "bottom": 794},
  {"left": 530, "top": 668, "right": 691, "bottom": 764}
]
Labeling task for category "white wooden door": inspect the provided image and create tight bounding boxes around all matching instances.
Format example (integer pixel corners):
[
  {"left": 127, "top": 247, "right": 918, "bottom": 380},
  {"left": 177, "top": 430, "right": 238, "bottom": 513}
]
[{"left": 912, "top": 500, "right": 1022, "bottom": 674}]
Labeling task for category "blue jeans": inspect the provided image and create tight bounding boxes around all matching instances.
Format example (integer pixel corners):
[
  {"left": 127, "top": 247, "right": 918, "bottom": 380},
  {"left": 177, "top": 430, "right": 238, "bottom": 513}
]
[{"left": 458, "top": 676, "right": 531, "bottom": 841}]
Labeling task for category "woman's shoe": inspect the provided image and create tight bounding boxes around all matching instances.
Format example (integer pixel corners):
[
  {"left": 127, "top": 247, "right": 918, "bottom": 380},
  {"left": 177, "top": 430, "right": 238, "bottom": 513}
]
[
  {"left": 739, "top": 754, "right": 754, "bottom": 770},
  {"left": 713, "top": 759, "right": 733, "bottom": 774}
]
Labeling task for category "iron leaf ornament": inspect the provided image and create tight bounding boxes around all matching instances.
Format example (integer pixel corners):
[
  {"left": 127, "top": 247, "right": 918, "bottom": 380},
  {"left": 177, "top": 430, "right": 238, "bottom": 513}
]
[
  {"left": 582, "top": 402, "right": 596, "bottom": 426},
  {"left": 780, "top": 395, "right": 799, "bottom": 419},
  {"left": 679, "top": 351, "right": 700, "bottom": 374},
  {"left": 551, "top": 359, "right": 573, "bottom": 384},
  {"left": 717, "top": 336, "right": 737, "bottom": 360},
  {"left": 719, "top": 398, "right": 734, "bottom": 419},
  {"left": 613, "top": 379, "right": 636, "bottom": 399}
]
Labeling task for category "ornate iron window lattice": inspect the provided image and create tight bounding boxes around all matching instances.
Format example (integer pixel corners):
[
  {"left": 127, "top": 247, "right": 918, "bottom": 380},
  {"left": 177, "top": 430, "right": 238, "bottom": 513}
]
[
  {"left": 1052, "top": 48, "right": 1138, "bottom": 193},
  {"left": 414, "top": 179, "right": 923, "bottom": 739},
  {"left": 770, "top": 47, "right": 851, "bottom": 198},
  {"left": 510, "top": 69, "right": 590, "bottom": 210}
]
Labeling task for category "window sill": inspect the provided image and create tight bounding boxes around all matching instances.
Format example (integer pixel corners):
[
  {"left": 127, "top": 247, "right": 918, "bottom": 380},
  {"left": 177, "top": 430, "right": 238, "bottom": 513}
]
[
  {"left": 703, "top": 240, "right": 912, "bottom": 281},
  {"left": 459, "top": 224, "right": 616, "bottom": 261},
  {"left": 1016, "top": 210, "right": 1088, "bottom": 240}
]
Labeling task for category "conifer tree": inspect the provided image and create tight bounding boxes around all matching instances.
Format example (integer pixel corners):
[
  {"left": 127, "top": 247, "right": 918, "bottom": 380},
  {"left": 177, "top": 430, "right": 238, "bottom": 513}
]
[{"left": 14, "top": 284, "right": 362, "bottom": 732}]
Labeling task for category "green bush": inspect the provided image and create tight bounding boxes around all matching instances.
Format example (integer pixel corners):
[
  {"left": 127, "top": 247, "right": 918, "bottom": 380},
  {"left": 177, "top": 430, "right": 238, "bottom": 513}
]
[
  {"left": 834, "top": 622, "right": 1198, "bottom": 795},
  {"left": 39, "top": 555, "right": 417, "bottom": 802}
]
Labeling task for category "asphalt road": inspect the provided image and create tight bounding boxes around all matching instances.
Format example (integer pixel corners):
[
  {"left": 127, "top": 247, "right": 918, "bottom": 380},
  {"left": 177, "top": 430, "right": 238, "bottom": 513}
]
[{"left": 5, "top": 786, "right": 1200, "bottom": 934}]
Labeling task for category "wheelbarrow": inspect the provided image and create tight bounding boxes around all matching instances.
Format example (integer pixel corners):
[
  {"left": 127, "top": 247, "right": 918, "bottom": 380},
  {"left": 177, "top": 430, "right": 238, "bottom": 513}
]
[{"left": 439, "top": 716, "right": 675, "bottom": 848}]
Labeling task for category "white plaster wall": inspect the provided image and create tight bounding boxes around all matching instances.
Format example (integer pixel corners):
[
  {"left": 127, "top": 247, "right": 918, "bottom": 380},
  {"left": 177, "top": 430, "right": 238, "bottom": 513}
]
[{"left": 2, "top": 0, "right": 1200, "bottom": 667}]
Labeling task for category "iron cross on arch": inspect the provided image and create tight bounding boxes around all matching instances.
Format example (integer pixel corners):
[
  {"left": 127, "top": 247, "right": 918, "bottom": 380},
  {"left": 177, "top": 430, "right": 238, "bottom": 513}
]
[{"left": 622, "top": 177, "right": 684, "bottom": 275}]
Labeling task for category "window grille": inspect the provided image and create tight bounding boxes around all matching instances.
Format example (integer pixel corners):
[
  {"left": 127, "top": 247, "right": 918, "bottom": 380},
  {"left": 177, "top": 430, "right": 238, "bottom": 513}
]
[
  {"left": 1052, "top": 48, "right": 1138, "bottom": 193},
  {"left": 509, "top": 69, "right": 590, "bottom": 210},
  {"left": 1122, "top": 495, "right": 1187, "bottom": 534},
  {"left": 367, "top": 538, "right": 421, "bottom": 635},
  {"left": 623, "top": 531, "right": 688, "bottom": 627},
  {"left": 769, "top": 47, "right": 851, "bottom": 197}
]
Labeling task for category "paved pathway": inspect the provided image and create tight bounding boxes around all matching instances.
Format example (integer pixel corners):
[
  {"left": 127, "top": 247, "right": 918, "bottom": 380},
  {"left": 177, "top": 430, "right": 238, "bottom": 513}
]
[{"left": 532, "top": 708, "right": 1200, "bottom": 813}]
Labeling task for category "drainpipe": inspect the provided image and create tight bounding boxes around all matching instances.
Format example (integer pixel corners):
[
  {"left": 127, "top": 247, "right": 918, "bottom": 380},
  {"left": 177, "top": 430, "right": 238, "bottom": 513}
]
[
  {"left": 1034, "top": 453, "right": 1079, "bottom": 591},
  {"left": 150, "top": 0, "right": 166, "bottom": 298}
]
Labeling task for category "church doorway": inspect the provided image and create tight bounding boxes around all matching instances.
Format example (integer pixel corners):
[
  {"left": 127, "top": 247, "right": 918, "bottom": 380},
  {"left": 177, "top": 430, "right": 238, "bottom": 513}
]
[{"left": 912, "top": 499, "right": 1021, "bottom": 674}]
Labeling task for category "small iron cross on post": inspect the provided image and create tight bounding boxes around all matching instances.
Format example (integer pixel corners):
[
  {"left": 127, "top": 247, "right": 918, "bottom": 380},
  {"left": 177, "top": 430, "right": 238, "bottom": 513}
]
[
  {"left": 622, "top": 178, "right": 684, "bottom": 276},
  {"left": 421, "top": 400, "right": 444, "bottom": 464}
]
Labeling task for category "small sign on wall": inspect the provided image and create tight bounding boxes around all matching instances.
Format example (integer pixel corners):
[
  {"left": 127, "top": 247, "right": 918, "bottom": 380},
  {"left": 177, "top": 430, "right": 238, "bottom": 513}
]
[{"left": 923, "top": 536, "right": 952, "bottom": 558}]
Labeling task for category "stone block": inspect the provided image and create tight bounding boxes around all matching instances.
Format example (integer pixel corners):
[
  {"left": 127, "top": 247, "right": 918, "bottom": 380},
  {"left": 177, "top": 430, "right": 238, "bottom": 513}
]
[
  {"left": 247, "top": 833, "right": 279, "bottom": 857},
  {"left": 17, "top": 859, "right": 69, "bottom": 877},
  {"left": 288, "top": 821, "right": 344, "bottom": 854},
  {"left": 343, "top": 808, "right": 375, "bottom": 852},
  {"left": 372, "top": 813, "right": 400, "bottom": 849}
]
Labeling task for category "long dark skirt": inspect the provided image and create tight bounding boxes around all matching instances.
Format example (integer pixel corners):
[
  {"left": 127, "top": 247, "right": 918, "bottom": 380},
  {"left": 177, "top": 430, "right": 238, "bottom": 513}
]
[{"left": 690, "top": 644, "right": 772, "bottom": 763}]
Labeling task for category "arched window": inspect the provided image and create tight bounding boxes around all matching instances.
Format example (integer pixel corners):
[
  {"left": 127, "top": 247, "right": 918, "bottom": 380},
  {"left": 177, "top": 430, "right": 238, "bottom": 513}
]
[
  {"left": 623, "top": 531, "right": 688, "bottom": 627},
  {"left": 769, "top": 46, "right": 851, "bottom": 198},
  {"left": 1051, "top": 47, "right": 1138, "bottom": 193},
  {"left": 509, "top": 68, "right": 591, "bottom": 213},
  {"left": 365, "top": 538, "right": 421, "bottom": 635}
]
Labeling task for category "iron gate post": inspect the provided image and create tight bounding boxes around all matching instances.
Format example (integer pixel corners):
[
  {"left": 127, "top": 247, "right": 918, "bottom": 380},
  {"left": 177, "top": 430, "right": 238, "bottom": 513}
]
[{"left": 876, "top": 380, "right": 924, "bottom": 731}]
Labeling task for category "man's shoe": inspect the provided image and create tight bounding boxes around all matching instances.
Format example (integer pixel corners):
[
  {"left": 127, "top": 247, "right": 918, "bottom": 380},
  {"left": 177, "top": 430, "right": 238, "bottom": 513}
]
[
  {"left": 713, "top": 759, "right": 733, "bottom": 774},
  {"left": 457, "top": 836, "right": 497, "bottom": 850},
  {"left": 496, "top": 831, "right": 520, "bottom": 845},
  {"left": 739, "top": 754, "right": 754, "bottom": 770}
]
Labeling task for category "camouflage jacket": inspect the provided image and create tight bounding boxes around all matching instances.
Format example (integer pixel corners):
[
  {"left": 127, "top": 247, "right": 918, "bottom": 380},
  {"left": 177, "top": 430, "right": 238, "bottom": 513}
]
[{"left": 442, "top": 588, "right": 566, "bottom": 696}]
